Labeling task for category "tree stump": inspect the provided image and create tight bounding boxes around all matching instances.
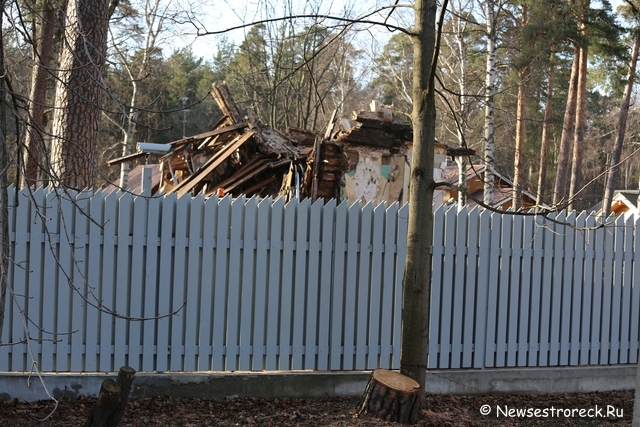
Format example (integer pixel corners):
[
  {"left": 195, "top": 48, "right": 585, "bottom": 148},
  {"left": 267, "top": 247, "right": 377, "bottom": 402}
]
[
  {"left": 357, "top": 369, "right": 422, "bottom": 425},
  {"left": 84, "top": 366, "right": 136, "bottom": 427}
]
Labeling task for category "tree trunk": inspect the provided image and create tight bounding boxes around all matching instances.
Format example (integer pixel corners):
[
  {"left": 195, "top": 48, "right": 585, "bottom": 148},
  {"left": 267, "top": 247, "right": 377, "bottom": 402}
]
[
  {"left": 537, "top": 60, "right": 554, "bottom": 207},
  {"left": 49, "top": 0, "right": 110, "bottom": 189},
  {"left": 513, "top": 71, "right": 527, "bottom": 211},
  {"left": 512, "top": 4, "right": 528, "bottom": 211},
  {"left": 603, "top": 29, "right": 640, "bottom": 216},
  {"left": 455, "top": 12, "right": 468, "bottom": 209},
  {"left": 22, "top": 4, "right": 57, "bottom": 188},
  {"left": 568, "top": 43, "right": 588, "bottom": 211},
  {"left": 399, "top": 0, "right": 437, "bottom": 399},
  {"left": 483, "top": 0, "right": 497, "bottom": 207},
  {"left": 357, "top": 369, "right": 422, "bottom": 424},
  {"left": 553, "top": 44, "right": 579, "bottom": 207},
  {"left": 84, "top": 366, "right": 136, "bottom": 427}
]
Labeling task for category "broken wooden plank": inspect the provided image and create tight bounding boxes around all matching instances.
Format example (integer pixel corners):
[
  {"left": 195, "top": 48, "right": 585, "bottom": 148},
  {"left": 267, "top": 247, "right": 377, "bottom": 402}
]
[
  {"left": 106, "top": 152, "right": 148, "bottom": 166},
  {"left": 210, "top": 155, "right": 268, "bottom": 191},
  {"left": 311, "top": 135, "right": 323, "bottom": 202},
  {"left": 212, "top": 82, "right": 244, "bottom": 124},
  {"left": 171, "top": 130, "right": 256, "bottom": 197},
  {"left": 168, "top": 122, "right": 247, "bottom": 147},
  {"left": 241, "top": 175, "right": 278, "bottom": 196}
]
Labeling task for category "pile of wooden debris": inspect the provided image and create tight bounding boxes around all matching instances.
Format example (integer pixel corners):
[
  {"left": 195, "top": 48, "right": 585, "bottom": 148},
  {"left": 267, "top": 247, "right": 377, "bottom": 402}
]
[{"left": 108, "top": 83, "right": 473, "bottom": 204}]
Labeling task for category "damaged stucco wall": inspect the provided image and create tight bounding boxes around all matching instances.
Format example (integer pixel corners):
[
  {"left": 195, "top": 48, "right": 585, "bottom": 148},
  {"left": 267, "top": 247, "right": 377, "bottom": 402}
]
[
  {"left": 341, "top": 147, "right": 408, "bottom": 205},
  {"left": 340, "top": 145, "right": 449, "bottom": 206}
]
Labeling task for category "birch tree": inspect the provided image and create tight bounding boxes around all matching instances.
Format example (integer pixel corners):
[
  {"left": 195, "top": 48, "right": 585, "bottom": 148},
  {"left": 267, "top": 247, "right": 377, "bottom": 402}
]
[
  {"left": 109, "top": 0, "right": 177, "bottom": 189},
  {"left": 483, "top": 0, "right": 498, "bottom": 207}
]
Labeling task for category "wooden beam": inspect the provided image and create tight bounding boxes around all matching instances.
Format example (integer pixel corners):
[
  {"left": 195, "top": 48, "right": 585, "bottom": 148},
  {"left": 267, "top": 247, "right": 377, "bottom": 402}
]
[
  {"left": 168, "top": 122, "right": 247, "bottom": 146},
  {"left": 212, "top": 82, "right": 244, "bottom": 124},
  {"left": 106, "top": 152, "right": 148, "bottom": 166},
  {"left": 171, "top": 130, "right": 256, "bottom": 197}
]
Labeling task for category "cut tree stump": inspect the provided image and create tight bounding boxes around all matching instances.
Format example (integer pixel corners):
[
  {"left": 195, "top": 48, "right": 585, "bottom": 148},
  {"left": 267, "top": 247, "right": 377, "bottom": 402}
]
[
  {"left": 357, "top": 369, "right": 422, "bottom": 425},
  {"left": 84, "top": 366, "right": 136, "bottom": 427}
]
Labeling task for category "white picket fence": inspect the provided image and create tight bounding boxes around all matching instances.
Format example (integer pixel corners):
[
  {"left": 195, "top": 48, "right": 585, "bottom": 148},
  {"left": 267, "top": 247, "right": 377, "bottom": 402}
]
[{"left": 0, "top": 187, "right": 639, "bottom": 373}]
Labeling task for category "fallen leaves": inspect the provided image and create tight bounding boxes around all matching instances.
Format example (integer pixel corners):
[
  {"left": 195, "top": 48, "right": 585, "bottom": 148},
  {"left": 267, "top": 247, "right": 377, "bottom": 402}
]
[{"left": 0, "top": 389, "right": 634, "bottom": 426}]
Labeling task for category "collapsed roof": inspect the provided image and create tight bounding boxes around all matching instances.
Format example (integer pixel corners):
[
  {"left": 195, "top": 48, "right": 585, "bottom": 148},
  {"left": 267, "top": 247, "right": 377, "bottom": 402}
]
[{"left": 108, "top": 83, "right": 474, "bottom": 204}]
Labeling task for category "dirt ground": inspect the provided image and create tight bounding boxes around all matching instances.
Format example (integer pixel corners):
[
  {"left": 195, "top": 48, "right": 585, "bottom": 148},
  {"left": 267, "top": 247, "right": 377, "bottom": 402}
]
[{"left": 0, "top": 389, "right": 634, "bottom": 426}]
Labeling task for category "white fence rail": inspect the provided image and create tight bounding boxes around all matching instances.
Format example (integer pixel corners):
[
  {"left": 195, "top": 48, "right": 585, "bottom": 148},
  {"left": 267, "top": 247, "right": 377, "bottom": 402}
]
[{"left": 1, "top": 188, "right": 638, "bottom": 373}]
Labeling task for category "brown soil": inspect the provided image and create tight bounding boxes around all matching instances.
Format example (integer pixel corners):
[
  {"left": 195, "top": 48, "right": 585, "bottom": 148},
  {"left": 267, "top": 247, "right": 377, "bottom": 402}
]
[{"left": 0, "top": 390, "right": 634, "bottom": 426}]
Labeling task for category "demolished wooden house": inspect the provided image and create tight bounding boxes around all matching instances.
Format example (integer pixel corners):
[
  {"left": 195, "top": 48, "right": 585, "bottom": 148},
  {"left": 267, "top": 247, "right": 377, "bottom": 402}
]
[{"left": 108, "top": 84, "right": 474, "bottom": 205}]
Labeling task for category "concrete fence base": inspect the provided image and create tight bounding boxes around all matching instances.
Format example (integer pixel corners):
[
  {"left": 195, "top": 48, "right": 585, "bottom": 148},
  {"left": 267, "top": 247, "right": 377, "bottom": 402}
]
[{"left": 0, "top": 365, "right": 636, "bottom": 402}]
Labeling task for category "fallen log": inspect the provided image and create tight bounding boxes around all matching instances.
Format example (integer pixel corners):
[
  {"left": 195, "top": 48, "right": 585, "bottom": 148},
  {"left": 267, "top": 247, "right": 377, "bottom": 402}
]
[{"left": 357, "top": 369, "right": 422, "bottom": 425}]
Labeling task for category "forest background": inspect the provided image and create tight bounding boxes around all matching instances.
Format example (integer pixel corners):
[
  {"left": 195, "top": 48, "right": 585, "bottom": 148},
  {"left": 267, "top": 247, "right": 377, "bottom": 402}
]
[{"left": 0, "top": 0, "right": 637, "bottom": 211}]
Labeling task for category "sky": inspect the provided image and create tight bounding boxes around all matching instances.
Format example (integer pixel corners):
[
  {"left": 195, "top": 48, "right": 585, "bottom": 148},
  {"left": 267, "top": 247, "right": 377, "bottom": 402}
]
[
  {"left": 176, "top": 0, "right": 408, "bottom": 61},
  {"left": 174, "top": 0, "right": 632, "bottom": 62}
]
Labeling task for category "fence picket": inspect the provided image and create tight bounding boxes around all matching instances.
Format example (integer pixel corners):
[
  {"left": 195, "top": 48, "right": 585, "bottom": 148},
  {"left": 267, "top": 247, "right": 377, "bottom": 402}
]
[
  {"left": 26, "top": 188, "right": 46, "bottom": 371},
  {"left": 157, "top": 194, "right": 177, "bottom": 372},
  {"left": 355, "top": 203, "right": 373, "bottom": 370},
  {"left": 278, "top": 200, "right": 296, "bottom": 370},
  {"left": 518, "top": 214, "right": 534, "bottom": 367},
  {"left": 439, "top": 207, "right": 457, "bottom": 369},
  {"left": 84, "top": 191, "right": 105, "bottom": 372},
  {"left": 380, "top": 203, "right": 399, "bottom": 369},
  {"left": 393, "top": 204, "right": 408, "bottom": 368},
  {"left": 484, "top": 211, "right": 502, "bottom": 368},
  {"left": 527, "top": 215, "right": 544, "bottom": 367},
  {"left": 251, "top": 198, "right": 271, "bottom": 371},
  {"left": 70, "top": 191, "right": 91, "bottom": 371},
  {"left": 292, "top": 198, "right": 309, "bottom": 370},
  {"left": 342, "top": 201, "right": 361, "bottom": 370},
  {"left": 239, "top": 197, "right": 258, "bottom": 371},
  {"left": 41, "top": 190, "right": 61, "bottom": 371},
  {"left": 451, "top": 206, "right": 468, "bottom": 369},
  {"left": 225, "top": 197, "right": 245, "bottom": 371},
  {"left": 609, "top": 214, "right": 625, "bottom": 364},
  {"left": 570, "top": 212, "right": 586, "bottom": 366},
  {"left": 317, "top": 200, "right": 336, "bottom": 370},
  {"left": 127, "top": 193, "right": 148, "bottom": 371},
  {"left": 630, "top": 215, "right": 640, "bottom": 363},
  {"left": 619, "top": 214, "right": 634, "bottom": 364},
  {"left": 600, "top": 215, "right": 616, "bottom": 365},
  {"left": 549, "top": 211, "right": 567, "bottom": 366},
  {"left": 170, "top": 196, "right": 190, "bottom": 371},
  {"left": 0, "top": 189, "right": 16, "bottom": 371},
  {"left": 367, "top": 203, "right": 385, "bottom": 369},
  {"left": 580, "top": 213, "right": 596, "bottom": 365},
  {"left": 495, "top": 209, "right": 514, "bottom": 367},
  {"left": 11, "top": 189, "right": 32, "bottom": 371},
  {"left": 265, "top": 198, "right": 284, "bottom": 370},
  {"left": 462, "top": 208, "right": 479, "bottom": 368},
  {"left": 507, "top": 213, "right": 523, "bottom": 367},
  {"left": 55, "top": 191, "right": 76, "bottom": 372},
  {"left": 143, "top": 196, "right": 161, "bottom": 371},
  {"left": 559, "top": 211, "right": 576, "bottom": 366},
  {"left": 428, "top": 206, "right": 445, "bottom": 369},
  {"left": 591, "top": 216, "right": 607, "bottom": 365},
  {"left": 304, "top": 200, "right": 323, "bottom": 370},
  {"left": 185, "top": 195, "right": 204, "bottom": 371},
  {"left": 331, "top": 200, "right": 347, "bottom": 370},
  {"left": 474, "top": 209, "right": 492, "bottom": 368}
]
